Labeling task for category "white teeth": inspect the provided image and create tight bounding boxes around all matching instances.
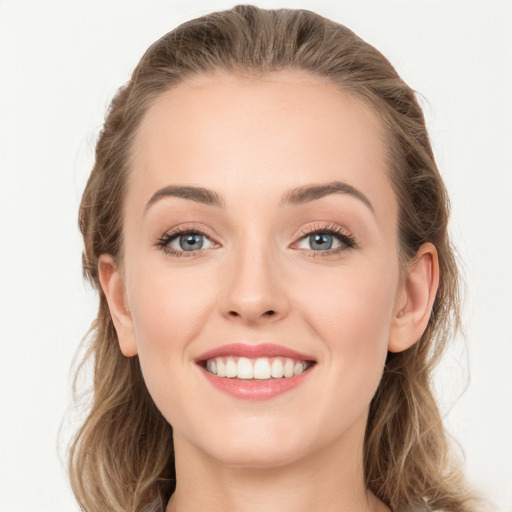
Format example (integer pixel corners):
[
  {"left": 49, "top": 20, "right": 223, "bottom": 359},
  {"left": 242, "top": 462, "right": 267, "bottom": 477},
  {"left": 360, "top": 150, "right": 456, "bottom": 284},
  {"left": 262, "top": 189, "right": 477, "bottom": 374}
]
[
  {"left": 216, "top": 359, "right": 226, "bottom": 377},
  {"left": 206, "top": 359, "right": 217, "bottom": 374},
  {"left": 283, "top": 359, "right": 294, "bottom": 378},
  {"left": 253, "top": 358, "right": 271, "bottom": 380},
  {"left": 294, "top": 362, "right": 304, "bottom": 375},
  {"left": 205, "top": 356, "right": 311, "bottom": 380},
  {"left": 225, "top": 359, "right": 237, "bottom": 378},
  {"left": 271, "top": 358, "right": 284, "bottom": 378},
  {"left": 237, "top": 357, "right": 253, "bottom": 379}
]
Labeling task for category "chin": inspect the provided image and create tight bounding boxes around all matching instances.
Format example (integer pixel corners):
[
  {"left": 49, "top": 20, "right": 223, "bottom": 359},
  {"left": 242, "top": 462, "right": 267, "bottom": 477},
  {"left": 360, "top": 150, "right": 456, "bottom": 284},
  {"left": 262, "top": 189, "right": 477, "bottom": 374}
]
[
  {"left": 188, "top": 418, "right": 322, "bottom": 469},
  {"left": 211, "top": 441, "right": 308, "bottom": 469}
]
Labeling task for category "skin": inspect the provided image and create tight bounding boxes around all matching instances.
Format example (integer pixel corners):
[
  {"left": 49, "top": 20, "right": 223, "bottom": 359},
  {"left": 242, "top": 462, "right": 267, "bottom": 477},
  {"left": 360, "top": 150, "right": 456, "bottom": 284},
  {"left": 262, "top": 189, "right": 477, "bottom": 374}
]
[{"left": 99, "top": 70, "right": 439, "bottom": 512}]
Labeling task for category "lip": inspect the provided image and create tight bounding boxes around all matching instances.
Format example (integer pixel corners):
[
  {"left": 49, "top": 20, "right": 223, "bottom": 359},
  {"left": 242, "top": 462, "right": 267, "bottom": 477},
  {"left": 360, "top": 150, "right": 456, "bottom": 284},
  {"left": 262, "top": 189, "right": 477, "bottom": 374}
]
[
  {"left": 196, "top": 343, "right": 315, "bottom": 362},
  {"left": 196, "top": 343, "right": 316, "bottom": 401}
]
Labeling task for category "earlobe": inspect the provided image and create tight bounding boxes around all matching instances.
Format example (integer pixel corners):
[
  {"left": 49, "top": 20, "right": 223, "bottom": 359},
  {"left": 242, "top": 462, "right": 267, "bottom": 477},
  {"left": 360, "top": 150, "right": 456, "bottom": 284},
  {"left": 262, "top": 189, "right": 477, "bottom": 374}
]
[
  {"left": 388, "top": 243, "right": 440, "bottom": 353},
  {"left": 98, "top": 255, "right": 138, "bottom": 357}
]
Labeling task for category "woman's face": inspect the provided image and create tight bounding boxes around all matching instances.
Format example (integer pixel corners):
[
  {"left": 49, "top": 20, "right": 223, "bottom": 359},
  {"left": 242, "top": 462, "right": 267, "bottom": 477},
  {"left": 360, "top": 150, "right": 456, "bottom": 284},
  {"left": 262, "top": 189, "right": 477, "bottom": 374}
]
[{"left": 105, "top": 71, "right": 410, "bottom": 467}]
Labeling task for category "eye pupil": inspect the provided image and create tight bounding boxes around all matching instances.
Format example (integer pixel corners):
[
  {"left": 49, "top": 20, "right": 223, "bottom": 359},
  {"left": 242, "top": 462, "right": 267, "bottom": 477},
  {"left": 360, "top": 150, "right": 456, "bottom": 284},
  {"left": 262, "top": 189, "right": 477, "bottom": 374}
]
[
  {"left": 309, "top": 233, "right": 333, "bottom": 250},
  {"left": 180, "top": 234, "right": 203, "bottom": 251}
]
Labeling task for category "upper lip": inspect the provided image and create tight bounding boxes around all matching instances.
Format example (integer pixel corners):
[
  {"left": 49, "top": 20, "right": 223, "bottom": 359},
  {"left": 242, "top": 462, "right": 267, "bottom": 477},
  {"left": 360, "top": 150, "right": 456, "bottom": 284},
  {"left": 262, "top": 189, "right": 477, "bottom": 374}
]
[{"left": 196, "top": 343, "right": 316, "bottom": 363}]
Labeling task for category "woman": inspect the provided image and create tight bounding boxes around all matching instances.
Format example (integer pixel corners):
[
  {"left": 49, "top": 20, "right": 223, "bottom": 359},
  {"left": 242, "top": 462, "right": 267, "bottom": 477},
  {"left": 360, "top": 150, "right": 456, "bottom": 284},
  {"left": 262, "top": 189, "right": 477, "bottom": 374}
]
[{"left": 70, "top": 5, "right": 481, "bottom": 511}]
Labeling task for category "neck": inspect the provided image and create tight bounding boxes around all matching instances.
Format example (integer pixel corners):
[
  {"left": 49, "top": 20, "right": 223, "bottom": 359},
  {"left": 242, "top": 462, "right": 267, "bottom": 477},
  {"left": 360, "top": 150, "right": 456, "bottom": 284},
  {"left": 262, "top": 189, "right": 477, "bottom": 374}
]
[{"left": 166, "top": 414, "right": 390, "bottom": 512}]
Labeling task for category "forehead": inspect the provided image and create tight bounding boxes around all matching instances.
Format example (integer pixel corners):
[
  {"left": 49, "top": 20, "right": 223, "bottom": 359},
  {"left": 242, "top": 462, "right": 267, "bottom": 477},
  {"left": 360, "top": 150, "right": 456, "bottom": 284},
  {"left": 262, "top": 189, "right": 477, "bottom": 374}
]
[{"left": 128, "top": 70, "right": 396, "bottom": 223}]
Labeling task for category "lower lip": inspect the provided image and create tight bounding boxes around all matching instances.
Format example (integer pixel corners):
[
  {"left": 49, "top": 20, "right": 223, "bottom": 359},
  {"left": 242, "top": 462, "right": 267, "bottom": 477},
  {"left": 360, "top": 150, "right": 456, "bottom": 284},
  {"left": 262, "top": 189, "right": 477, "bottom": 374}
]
[{"left": 199, "top": 366, "right": 314, "bottom": 400}]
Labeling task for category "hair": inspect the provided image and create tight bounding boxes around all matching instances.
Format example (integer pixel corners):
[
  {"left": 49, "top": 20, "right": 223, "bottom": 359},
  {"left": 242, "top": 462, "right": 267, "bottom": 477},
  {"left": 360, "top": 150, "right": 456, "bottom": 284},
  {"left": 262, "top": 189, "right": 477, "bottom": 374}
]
[{"left": 70, "top": 5, "right": 481, "bottom": 512}]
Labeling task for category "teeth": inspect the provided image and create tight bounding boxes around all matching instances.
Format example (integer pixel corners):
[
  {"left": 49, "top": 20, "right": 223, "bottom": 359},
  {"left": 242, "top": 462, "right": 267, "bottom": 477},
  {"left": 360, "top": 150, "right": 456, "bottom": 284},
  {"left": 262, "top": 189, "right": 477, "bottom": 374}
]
[
  {"left": 237, "top": 357, "right": 253, "bottom": 379},
  {"left": 205, "top": 356, "right": 310, "bottom": 380},
  {"left": 271, "top": 358, "right": 284, "bottom": 378},
  {"left": 225, "top": 359, "right": 237, "bottom": 378},
  {"left": 206, "top": 360, "right": 214, "bottom": 373},
  {"left": 254, "top": 358, "right": 271, "bottom": 379},
  {"left": 283, "top": 359, "right": 294, "bottom": 378},
  {"left": 216, "top": 359, "right": 226, "bottom": 377},
  {"left": 294, "top": 362, "right": 304, "bottom": 375}
]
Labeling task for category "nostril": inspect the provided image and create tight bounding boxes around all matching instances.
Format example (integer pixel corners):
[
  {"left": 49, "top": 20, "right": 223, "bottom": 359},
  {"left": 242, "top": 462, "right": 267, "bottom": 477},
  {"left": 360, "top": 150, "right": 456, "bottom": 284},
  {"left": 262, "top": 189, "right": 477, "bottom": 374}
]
[{"left": 227, "top": 309, "right": 276, "bottom": 318}]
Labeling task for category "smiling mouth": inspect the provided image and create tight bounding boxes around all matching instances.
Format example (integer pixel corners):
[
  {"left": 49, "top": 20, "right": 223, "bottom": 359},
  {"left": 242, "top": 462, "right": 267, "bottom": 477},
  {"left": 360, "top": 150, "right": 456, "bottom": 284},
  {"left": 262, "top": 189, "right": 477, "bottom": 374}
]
[{"left": 202, "top": 356, "right": 315, "bottom": 380}]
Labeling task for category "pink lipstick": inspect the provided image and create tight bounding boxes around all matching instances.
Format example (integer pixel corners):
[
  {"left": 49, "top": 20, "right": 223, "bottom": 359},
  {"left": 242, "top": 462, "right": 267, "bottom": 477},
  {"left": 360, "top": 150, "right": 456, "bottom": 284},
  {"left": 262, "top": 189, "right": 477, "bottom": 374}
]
[{"left": 196, "top": 343, "right": 316, "bottom": 400}]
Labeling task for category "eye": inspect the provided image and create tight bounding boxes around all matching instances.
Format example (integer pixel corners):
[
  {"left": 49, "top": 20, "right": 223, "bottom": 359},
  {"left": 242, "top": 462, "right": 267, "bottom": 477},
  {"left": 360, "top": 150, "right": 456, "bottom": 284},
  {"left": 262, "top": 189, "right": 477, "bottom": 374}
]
[
  {"left": 155, "top": 227, "right": 217, "bottom": 257},
  {"left": 293, "top": 223, "right": 356, "bottom": 255},
  {"left": 169, "top": 233, "right": 214, "bottom": 252},
  {"left": 296, "top": 233, "right": 341, "bottom": 251}
]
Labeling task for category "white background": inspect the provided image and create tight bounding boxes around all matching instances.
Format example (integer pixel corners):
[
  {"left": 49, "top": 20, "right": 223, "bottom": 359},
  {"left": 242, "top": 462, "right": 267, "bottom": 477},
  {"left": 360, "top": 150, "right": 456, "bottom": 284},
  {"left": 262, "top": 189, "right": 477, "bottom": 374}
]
[{"left": 1, "top": 1, "right": 511, "bottom": 510}]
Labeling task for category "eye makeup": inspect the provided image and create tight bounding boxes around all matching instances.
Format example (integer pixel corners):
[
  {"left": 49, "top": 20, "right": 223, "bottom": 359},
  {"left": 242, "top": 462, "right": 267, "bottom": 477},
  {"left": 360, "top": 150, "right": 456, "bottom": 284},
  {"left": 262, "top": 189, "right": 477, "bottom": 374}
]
[
  {"left": 154, "top": 223, "right": 220, "bottom": 259},
  {"left": 291, "top": 221, "right": 357, "bottom": 257},
  {"left": 154, "top": 220, "right": 357, "bottom": 259}
]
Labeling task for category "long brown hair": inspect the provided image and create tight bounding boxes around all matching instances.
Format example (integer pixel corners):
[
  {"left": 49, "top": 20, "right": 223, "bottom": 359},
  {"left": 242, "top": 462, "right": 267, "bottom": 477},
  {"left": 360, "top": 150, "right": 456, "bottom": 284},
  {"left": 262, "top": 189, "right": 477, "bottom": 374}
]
[{"left": 70, "top": 5, "right": 480, "bottom": 511}]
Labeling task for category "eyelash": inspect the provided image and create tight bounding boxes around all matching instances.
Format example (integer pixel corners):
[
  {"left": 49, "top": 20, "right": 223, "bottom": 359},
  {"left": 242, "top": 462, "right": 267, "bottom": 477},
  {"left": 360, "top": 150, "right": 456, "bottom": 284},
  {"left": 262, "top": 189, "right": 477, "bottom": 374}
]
[
  {"left": 294, "top": 222, "right": 357, "bottom": 257},
  {"left": 154, "top": 224, "right": 218, "bottom": 259},
  {"left": 154, "top": 222, "right": 356, "bottom": 259}
]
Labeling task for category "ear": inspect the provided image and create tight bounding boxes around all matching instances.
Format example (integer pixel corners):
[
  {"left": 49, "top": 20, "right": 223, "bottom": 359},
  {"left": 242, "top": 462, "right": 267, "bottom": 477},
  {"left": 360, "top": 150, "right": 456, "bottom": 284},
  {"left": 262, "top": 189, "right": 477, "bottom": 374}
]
[
  {"left": 388, "top": 243, "right": 440, "bottom": 353},
  {"left": 98, "top": 254, "right": 138, "bottom": 357}
]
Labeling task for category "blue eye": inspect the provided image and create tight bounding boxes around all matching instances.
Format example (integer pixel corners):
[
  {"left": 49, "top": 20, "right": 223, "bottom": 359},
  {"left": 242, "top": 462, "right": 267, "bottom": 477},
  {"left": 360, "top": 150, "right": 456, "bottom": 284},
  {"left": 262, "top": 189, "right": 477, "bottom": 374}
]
[
  {"left": 156, "top": 230, "right": 216, "bottom": 257},
  {"left": 308, "top": 233, "right": 335, "bottom": 250},
  {"left": 296, "top": 232, "right": 343, "bottom": 251},
  {"left": 294, "top": 225, "right": 356, "bottom": 254},
  {"left": 168, "top": 232, "right": 216, "bottom": 252},
  {"left": 175, "top": 233, "right": 205, "bottom": 251}
]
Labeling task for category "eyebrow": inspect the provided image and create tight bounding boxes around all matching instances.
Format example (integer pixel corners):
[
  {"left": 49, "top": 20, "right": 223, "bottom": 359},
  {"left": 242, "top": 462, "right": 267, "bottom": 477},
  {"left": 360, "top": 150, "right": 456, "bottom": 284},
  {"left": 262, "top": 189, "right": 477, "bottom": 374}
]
[
  {"left": 145, "top": 185, "right": 224, "bottom": 211},
  {"left": 281, "top": 181, "right": 374, "bottom": 212},
  {"left": 145, "top": 180, "right": 373, "bottom": 213}
]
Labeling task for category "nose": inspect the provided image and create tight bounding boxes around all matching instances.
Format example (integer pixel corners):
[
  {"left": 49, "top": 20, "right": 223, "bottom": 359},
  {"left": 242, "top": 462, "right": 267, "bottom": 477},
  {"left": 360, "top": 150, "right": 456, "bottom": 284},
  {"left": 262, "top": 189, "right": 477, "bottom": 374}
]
[{"left": 219, "top": 241, "right": 290, "bottom": 325}]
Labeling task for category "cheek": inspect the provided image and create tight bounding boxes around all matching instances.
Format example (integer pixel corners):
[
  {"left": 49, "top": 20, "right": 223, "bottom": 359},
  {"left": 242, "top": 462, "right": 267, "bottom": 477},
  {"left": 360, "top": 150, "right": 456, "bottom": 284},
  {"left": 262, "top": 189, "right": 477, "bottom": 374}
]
[
  {"left": 295, "top": 256, "right": 399, "bottom": 375},
  {"left": 123, "top": 262, "right": 220, "bottom": 425},
  {"left": 303, "top": 257, "right": 397, "bottom": 324},
  {"left": 125, "top": 260, "right": 218, "bottom": 364}
]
